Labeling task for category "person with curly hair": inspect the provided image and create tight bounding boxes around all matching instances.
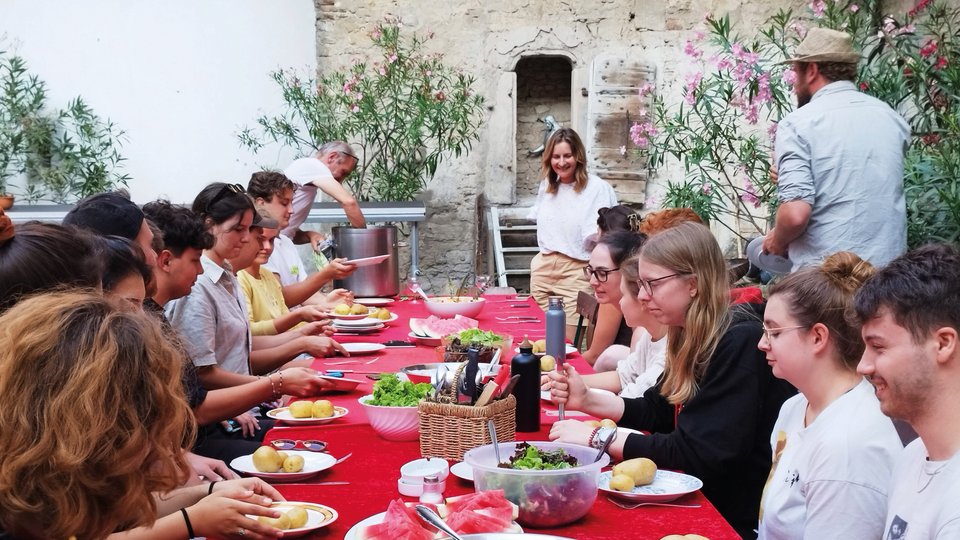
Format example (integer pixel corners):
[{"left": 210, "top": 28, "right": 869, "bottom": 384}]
[{"left": 0, "top": 291, "right": 287, "bottom": 539}]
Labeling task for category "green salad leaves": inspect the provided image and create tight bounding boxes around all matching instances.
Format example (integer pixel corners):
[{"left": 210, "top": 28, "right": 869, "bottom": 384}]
[
  {"left": 501, "top": 442, "right": 577, "bottom": 470},
  {"left": 450, "top": 328, "right": 505, "bottom": 347},
  {"left": 369, "top": 373, "right": 432, "bottom": 407}
]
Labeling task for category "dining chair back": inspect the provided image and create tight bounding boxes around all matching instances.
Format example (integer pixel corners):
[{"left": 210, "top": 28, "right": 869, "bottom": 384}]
[{"left": 573, "top": 291, "right": 599, "bottom": 351}]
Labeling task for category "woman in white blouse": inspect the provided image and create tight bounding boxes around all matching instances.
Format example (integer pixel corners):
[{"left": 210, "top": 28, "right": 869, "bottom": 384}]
[{"left": 529, "top": 127, "right": 617, "bottom": 339}]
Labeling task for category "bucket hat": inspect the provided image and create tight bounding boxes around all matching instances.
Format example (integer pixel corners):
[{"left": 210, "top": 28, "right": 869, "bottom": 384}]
[{"left": 782, "top": 28, "right": 860, "bottom": 64}]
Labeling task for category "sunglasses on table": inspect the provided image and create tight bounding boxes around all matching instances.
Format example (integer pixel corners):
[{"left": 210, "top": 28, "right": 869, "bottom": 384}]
[{"left": 269, "top": 439, "right": 328, "bottom": 452}]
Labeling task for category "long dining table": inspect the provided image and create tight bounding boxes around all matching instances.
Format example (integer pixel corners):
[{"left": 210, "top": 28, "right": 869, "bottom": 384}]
[{"left": 265, "top": 295, "right": 740, "bottom": 539}]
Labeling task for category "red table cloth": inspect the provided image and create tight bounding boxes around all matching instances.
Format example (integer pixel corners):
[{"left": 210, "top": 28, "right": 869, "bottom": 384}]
[{"left": 264, "top": 296, "right": 740, "bottom": 539}]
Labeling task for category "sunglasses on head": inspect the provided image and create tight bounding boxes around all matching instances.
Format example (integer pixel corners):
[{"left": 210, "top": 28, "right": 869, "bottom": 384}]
[
  {"left": 206, "top": 183, "right": 246, "bottom": 211},
  {"left": 269, "top": 439, "right": 328, "bottom": 452}
]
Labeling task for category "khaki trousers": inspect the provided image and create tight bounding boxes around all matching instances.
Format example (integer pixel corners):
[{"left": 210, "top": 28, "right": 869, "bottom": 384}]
[{"left": 530, "top": 252, "right": 591, "bottom": 341}]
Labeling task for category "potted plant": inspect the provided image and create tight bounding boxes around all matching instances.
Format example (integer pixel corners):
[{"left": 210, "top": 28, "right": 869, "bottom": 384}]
[{"left": 239, "top": 17, "right": 486, "bottom": 202}]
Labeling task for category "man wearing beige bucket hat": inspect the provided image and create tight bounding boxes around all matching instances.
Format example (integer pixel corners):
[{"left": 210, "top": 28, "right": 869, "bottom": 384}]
[{"left": 761, "top": 28, "right": 910, "bottom": 271}]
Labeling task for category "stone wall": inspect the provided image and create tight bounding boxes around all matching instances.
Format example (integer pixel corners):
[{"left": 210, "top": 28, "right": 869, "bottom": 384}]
[{"left": 309, "top": 0, "right": 917, "bottom": 289}]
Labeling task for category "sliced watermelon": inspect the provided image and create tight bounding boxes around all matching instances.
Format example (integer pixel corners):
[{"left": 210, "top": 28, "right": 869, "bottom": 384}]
[
  {"left": 356, "top": 521, "right": 392, "bottom": 540},
  {"left": 445, "top": 509, "right": 508, "bottom": 535},
  {"left": 446, "top": 489, "right": 518, "bottom": 519},
  {"left": 409, "top": 318, "right": 430, "bottom": 337},
  {"left": 362, "top": 499, "right": 433, "bottom": 540},
  {"left": 453, "top": 314, "right": 480, "bottom": 328},
  {"left": 474, "top": 505, "right": 514, "bottom": 527}
]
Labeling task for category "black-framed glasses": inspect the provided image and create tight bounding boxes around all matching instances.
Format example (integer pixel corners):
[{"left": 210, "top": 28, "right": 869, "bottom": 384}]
[
  {"left": 269, "top": 439, "right": 328, "bottom": 452},
  {"left": 207, "top": 183, "right": 246, "bottom": 211},
  {"left": 636, "top": 273, "right": 689, "bottom": 296},
  {"left": 761, "top": 325, "right": 806, "bottom": 341},
  {"left": 583, "top": 265, "right": 620, "bottom": 283}
]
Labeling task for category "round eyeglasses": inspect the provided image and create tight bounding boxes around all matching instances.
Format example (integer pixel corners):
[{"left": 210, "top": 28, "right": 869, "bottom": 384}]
[
  {"left": 583, "top": 265, "right": 620, "bottom": 283},
  {"left": 269, "top": 439, "right": 328, "bottom": 452},
  {"left": 761, "top": 325, "right": 806, "bottom": 341},
  {"left": 636, "top": 273, "right": 690, "bottom": 296}
]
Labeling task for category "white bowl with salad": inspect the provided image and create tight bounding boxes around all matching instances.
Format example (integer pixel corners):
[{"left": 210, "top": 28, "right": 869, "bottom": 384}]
[
  {"left": 358, "top": 373, "right": 432, "bottom": 441},
  {"left": 464, "top": 441, "right": 609, "bottom": 528}
]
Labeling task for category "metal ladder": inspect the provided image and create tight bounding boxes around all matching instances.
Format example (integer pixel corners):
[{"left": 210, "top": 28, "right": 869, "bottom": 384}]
[{"left": 487, "top": 206, "right": 539, "bottom": 288}]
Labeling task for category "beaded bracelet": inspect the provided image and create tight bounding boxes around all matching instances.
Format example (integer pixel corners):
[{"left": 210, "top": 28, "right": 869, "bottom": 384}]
[
  {"left": 268, "top": 373, "right": 279, "bottom": 400},
  {"left": 180, "top": 508, "right": 195, "bottom": 539},
  {"left": 587, "top": 427, "right": 602, "bottom": 449},
  {"left": 277, "top": 370, "right": 284, "bottom": 396}
]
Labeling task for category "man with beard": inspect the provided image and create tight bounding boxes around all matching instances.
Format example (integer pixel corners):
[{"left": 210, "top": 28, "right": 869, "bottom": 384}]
[
  {"left": 855, "top": 244, "right": 960, "bottom": 538},
  {"left": 762, "top": 28, "right": 909, "bottom": 270}
]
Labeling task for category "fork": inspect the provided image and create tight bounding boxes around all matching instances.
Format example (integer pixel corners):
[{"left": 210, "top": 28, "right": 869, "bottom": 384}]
[
  {"left": 606, "top": 496, "right": 701, "bottom": 510},
  {"left": 334, "top": 451, "right": 353, "bottom": 465},
  {"left": 496, "top": 316, "right": 539, "bottom": 321}
]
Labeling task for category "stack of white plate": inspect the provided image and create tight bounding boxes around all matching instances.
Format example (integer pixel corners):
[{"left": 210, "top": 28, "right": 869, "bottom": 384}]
[{"left": 332, "top": 317, "right": 385, "bottom": 333}]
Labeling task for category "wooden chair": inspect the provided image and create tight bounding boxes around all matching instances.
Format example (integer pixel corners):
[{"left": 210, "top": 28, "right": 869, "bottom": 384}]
[{"left": 573, "top": 291, "right": 599, "bottom": 352}]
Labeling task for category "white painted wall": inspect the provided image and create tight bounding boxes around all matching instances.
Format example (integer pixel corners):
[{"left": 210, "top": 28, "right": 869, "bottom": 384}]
[{"left": 0, "top": 0, "right": 316, "bottom": 204}]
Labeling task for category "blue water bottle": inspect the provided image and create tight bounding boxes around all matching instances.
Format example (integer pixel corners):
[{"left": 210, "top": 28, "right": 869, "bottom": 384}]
[{"left": 545, "top": 296, "right": 567, "bottom": 420}]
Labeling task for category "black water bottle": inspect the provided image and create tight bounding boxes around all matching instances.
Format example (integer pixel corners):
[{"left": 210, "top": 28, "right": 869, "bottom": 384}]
[{"left": 511, "top": 336, "right": 540, "bottom": 432}]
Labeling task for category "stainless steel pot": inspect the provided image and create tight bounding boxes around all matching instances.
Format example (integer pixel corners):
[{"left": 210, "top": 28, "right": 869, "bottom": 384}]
[{"left": 331, "top": 226, "right": 399, "bottom": 297}]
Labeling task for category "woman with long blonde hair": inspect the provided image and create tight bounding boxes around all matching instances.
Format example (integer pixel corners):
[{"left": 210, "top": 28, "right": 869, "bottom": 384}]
[
  {"left": 549, "top": 222, "right": 795, "bottom": 538},
  {"left": 529, "top": 127, "right": 618, "bottom": 339}
]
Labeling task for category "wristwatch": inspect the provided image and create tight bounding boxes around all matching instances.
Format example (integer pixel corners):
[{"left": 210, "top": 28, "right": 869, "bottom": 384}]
[{"left": 591, "top": 426, "right": 617, "bottom": 449}]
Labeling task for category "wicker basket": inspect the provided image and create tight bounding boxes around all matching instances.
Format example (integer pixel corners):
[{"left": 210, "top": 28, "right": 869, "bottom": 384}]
[{"left": 418, "top": 394, "right": 517, "bottom": 461}]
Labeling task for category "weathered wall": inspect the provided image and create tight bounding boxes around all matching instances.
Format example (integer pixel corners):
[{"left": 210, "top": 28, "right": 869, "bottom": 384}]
[{"left": 311, "top": 0, "right": 932, "bottom": 289}]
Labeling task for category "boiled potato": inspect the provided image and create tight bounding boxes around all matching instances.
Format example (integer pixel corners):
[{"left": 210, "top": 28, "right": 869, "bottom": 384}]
[
  {"left": 312, "top": 399, "right": 335, "bottom": 418},
  {"left": 277, "top": 451, "right": 289, "bottom": 461},
  {"left": 533, "top": 339, "right": 547, "bottom": 354},
  {"left": 684, "top": 536, "right": 710, "bottom": 540},
  {"left": 333, "top": 303, "right": 351, "bottom": 315},
  {"left": 282, "top": 454, "right": 305, "bottom": 473},
  {"left": 609, "top": 473, "right": 635, "bottom": 492},
  {"left": 540, "top": 354, "right": 556, "bottom": 372},
  {"left": 286, "top": 507, "right": 309, "bottom": 528},
  {"left": 252, "top": 446, "right": 284, "bottom": 473},
  {"left": 289, "top": 400, "right": 314, "bottom": 418},
  {"left": 600, "top": 418, "right": 617, "bottom": 428},
  {"left": 660, "top": 536, "right": 687, "bottom": 540},
  {"left": 349, "top": 303, "right": 368, "bottom": 315},
  {"left": 373, "top": 308, "right": 391, "bottom": 320},
  {"left": 259, "top": 513, "right": 291, "bottom": 529},
  {"left": 613, "top": 457, "right": 657, "bottom": 486}
]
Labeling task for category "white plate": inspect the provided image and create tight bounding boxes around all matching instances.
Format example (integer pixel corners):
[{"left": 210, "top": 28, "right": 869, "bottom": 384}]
[
  {"left": 256, "top": 502, "right": 338, "bottom": 537},
  {"left": 342, "top": 254, "right": 391, "bottom": 267},
  {"left": 408, "top": 331, "right": 442, "bottom": 346},
  {"left": 517, "top": 344, "right": 577, "bottom": 358},
  {"left": 334, "top": 318, "right": 385, "bottom": 328},
  {"left": 316, "top": 376, "right": 364, "bottom": 392},
  {"left": 340, "top": 342, "right": 387, "bottom": 355},
  {"left": 344, "top": 511, "right": 521, "bottom": 540},
  {"left": 449, "top": 461, "right": 474, "bottom": 482},
  {"left": 598, "top": 469, "right": 703, "bottom": 503},
  {"left": 266, "top": 405, "right": 349, "bottom": 425},
  {"left": 231, "top": 450, "right": 337, "bottom": 482},
  {"left": 746, "top": 236, "right": 792, "bottom": 275},
  {"left": 355, "top": 297, "right": 395, "bottom": 306}
]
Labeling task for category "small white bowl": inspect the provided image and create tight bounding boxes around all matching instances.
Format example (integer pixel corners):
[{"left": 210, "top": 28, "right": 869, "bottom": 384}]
[
  {"left": 397, "top": 477, "right": 446, "bottom": 497},
  {"left": 400, "top": 457, "right": 449, "bottom": 483}
]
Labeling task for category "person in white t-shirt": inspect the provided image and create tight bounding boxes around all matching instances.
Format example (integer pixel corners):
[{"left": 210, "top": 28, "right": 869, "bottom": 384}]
[
  {"left": 248, "top": 171, "right": 355, "bottom": 309},
  {"left": 757, "top": 251, "right": 902, "bottom": 539},
  {"left": 854, "top": 244, "right": 960, "bottom": 539},
  {"left": 529, "top": 127, "right": 618, "bottom": 340},
  {"left": 284, "top": 141, "right": 365, "bottom": 248}
]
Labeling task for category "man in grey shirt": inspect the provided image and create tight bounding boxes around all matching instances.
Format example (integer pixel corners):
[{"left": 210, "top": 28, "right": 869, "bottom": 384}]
[{"left": 763, "top": 28, "right": 910, "bottom": 270}]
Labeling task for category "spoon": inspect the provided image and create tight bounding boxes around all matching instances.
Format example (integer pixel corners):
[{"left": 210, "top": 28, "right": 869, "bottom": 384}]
[
  {"left": 487, "top": 419, "right": 501, "bottom": 464},
  {"left": 411, "top": 283, "right": 431, "bottom": 302},
  {"left": 416, "top": 505, "right": 464, "bottom": 540}
]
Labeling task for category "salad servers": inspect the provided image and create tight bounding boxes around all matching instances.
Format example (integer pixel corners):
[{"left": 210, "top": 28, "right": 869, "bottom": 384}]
[
  {"left": 416, "top": 504, "right": 465, "bottom": 540},
  {"left": 606, "top": 497, "right": 701, "bottom": 510},
  {"left": 487, "top": 419, "right": 502, "bottom": 464}
]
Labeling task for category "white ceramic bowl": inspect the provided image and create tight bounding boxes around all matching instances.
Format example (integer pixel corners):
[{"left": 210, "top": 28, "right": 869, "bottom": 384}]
[
  {"left": 358, "top": 394, "right": 421, "bottom": 441},
  {"left": 424, "top": 296, "right": 486, "bottom": 318}
]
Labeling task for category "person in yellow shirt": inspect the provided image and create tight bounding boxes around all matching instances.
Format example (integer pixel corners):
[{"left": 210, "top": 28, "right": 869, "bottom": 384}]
[{"left": 236, "top": 210, "right": 332, "bottom": 335}]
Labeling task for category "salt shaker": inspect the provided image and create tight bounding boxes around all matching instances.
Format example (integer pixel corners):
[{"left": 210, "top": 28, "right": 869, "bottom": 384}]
[{"left": 419, "top": 474, "right": 444, "bottom": 505}]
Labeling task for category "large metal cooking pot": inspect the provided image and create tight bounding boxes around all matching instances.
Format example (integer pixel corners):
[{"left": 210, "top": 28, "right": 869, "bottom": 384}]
[{"left": 332, "top": 226, "right": 399, "bottom": 297}]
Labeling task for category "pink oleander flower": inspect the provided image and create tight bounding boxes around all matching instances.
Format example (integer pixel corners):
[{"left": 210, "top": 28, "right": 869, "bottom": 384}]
[
  {"left": 351, "top": 105, "right": 360, "bottom": 113},
  {"left": 859, "top": 81, "right": 870, "bottom": 91},
  {"left": 744, "top": 103, "right": 760, "bottom": 124},
  {"left": 639, "top": 82, "right": 656, "bottom": 96},
  {"left": 934, "top": 56, "right": 948, "bottom": 70},
  {"left": 900, "top": 24, "right": 916, "bottom": 34},
  {"left": 790, "top": 21, "right": 808, "bottom": 38},
  {"left": 684, "top": 72, "right": 703, "bottom": 105},
  {"left": 741, "top": 179, "right": 761, "bottom": 207},
  {"left": 379, "top": 67, "right": 387, "bottom": 76},
  {"left": 920, "top": 40, "right": 938, "bottom": 58},
  {"left": 637, "top": 107, "right": 648, "bottom": 118},
  {"left": 731, "top": 43, "right": 744, "bottom": 57},
  {"left": 767, "top": 122, "right": 778, "bottom": 141},
  {"left": 619, "top": 145, "right": 627, "bottom": 156},
  {"left": 782, "top": 68, "right": 797, "bottom": 86},
  {"left": 810, "top": 0, "right": 826, "bottom": 18},
  {"left": 850, "top": 4, "right": 860, "bottom": 12},
  {"left": 389, "top": 54, "right": 398, "bottom": 64},
  {"left": 693, "top": 30, "right": 705, "bottom": 42},
  {"left": 684, "top": 40, "right": 703, "bottom": 59},
  {"left": 716, "top": 57, "right": 733, "bottom": 71},
  {"left": 882, "top": 17, "right": 897, "bottom": 35},
  {"left": 702, "top": 182, "right": 712, "bottom": 194},
  {"left": 909, "top": 0, "right": 931, "bottom": 17}
]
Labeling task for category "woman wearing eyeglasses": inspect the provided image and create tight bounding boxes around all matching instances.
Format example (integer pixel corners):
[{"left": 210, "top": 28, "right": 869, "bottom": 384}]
[
  {"left": 548, "top": 222, "right": 795, "bottom": 539},
  {"left": 529, "top": 128, "right": 618, "bottom": 340},
  {"left": 756, "top": 252, "right": 902, "bottom": 539}
]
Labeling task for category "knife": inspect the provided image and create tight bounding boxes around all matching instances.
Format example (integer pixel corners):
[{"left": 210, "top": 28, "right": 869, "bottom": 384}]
[{"left": 497, "top": 374, "right": 521, "bottom": 399}]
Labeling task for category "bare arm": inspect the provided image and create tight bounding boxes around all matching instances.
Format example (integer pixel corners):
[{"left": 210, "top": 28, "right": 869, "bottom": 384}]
[
  {"left": 314, "top": 175, "right": 366, "bottom": 228},
  {"left": 581, "top": 303, "right": 624, "bottom": 366},
  {"left": 763, "top": 200, "right": 812, "bottom": 256},
  {"left": 250, "top": 335, "right": 346, "bottom": 374},
  {"left": 279, "top": 260, "right": 356, "bottom": 308},
  {"left": 195, "top": 365, "right": 258, "bottom": 390},
  {"left": 580, "top": 371, "right": 624, "bottom": 394}
]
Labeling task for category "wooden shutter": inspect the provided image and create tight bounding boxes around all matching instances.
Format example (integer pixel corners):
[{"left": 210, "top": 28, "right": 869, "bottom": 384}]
[{"left": 586, "top": 53, "right": 656, "bottom": 204}]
